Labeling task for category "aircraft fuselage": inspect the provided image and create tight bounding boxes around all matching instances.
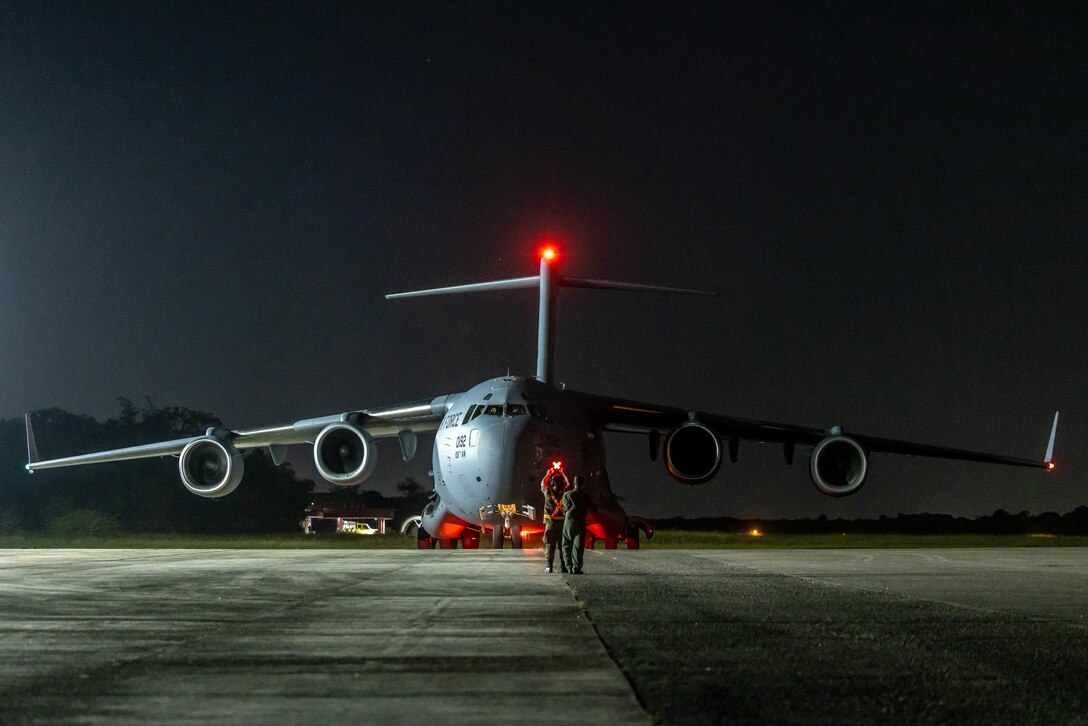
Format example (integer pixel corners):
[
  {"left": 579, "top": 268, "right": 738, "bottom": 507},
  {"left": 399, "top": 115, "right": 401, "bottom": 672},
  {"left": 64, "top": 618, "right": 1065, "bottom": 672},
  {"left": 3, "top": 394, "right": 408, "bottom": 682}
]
[{"left": 421, "top": 376, "right": 629, "bottom": 541}]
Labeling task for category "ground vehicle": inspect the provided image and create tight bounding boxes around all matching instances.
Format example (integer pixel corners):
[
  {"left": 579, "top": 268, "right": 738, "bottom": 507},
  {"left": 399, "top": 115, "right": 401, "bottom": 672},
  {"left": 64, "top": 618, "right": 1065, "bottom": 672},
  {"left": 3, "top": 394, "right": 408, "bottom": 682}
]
[{"left": 339, "top": 520, "right": 378, "bottom": 535}]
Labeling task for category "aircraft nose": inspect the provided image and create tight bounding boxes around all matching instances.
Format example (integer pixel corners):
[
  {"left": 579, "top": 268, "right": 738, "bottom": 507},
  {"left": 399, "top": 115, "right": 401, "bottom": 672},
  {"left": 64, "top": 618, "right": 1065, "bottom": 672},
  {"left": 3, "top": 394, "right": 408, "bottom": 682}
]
[
  {"left": 474, "top": 422, "right": 508, "bottom": 496},
  {"left": 476, "top": 415, "right": 530, "bottom": 503}
]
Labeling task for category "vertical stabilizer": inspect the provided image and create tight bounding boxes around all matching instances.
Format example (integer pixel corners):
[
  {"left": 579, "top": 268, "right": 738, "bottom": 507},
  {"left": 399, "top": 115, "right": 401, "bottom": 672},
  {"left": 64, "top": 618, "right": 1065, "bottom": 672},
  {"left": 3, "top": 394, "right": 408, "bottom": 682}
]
[{"left": 536, "top": 253, "right": 557, "bottom": 384}]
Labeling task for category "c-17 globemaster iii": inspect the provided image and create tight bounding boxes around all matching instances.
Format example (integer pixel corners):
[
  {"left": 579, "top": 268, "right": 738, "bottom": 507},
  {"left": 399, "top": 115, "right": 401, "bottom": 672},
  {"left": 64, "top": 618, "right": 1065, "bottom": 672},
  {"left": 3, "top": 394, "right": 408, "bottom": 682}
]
[{"left": 25, "top": 247, "right": 1059, "bottom": 549}]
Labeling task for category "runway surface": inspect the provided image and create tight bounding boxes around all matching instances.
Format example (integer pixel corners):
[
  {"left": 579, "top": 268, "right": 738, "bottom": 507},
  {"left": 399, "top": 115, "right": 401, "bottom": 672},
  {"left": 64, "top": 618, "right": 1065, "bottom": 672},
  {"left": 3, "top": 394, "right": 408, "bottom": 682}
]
[{"left": 1, "top": 548, "right": 1085, "bottom": 725}]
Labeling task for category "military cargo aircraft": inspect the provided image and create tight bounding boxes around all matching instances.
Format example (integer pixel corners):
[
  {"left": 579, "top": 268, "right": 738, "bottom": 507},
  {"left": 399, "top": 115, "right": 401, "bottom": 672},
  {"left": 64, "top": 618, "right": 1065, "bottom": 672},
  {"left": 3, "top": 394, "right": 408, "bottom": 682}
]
[{"left": 25, "top": 247, "right": 1059, "bottom": 549}]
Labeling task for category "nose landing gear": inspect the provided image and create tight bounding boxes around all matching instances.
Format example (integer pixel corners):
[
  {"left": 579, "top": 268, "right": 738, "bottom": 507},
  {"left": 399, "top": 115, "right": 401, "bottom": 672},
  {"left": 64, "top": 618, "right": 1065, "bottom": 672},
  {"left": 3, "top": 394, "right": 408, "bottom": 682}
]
[{"left": 487, "top": 523, "right": 525, "bottom": 549}]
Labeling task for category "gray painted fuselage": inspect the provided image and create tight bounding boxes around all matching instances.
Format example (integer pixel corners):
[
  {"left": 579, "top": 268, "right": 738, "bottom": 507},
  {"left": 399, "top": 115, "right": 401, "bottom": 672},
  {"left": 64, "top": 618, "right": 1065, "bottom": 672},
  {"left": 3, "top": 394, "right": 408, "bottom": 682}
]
[{"left": 422, "top": 376, "right": 628, "bottom": 540}]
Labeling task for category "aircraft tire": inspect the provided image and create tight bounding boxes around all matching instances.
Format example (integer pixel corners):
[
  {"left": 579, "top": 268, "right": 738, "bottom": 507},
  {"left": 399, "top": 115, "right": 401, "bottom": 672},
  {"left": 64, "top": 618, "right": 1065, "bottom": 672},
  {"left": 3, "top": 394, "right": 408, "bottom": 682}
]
[
  {"left": 460, "top": 530, "right": 481, "bottom": 549},
  {"left": 416, "top": 529, "right": 436, "bottom": 549},
  {"left": 625, "top": 534, "right": 640, "bottom": 550},
  {"left": 439, "top": 538, "right": 458, "bottom": 549},
  {"left": 604, "top": 537, "right": 618, "bottom": 550},
  {"left": 510, "top": 525, "right": 523, "bottom": 549},
  {"left": 491, "top": 526, "right": 504, "bottom": 549}
]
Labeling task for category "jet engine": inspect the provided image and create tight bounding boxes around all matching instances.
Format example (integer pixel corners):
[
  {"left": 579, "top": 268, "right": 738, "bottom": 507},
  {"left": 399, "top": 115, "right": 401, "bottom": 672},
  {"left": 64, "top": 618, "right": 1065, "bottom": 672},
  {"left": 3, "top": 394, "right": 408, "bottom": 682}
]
[
  {"left": 809, "top": 435, "right": 868, "bottom": 497},
  {"left": 179, "top": 435, "right": 244, "bottom": 498},
  {"left": 663, "top": 422, "right": 722, "bottom": 485},
  {"left": 314, "top": 422, "right": 378, "bottom": 486}
]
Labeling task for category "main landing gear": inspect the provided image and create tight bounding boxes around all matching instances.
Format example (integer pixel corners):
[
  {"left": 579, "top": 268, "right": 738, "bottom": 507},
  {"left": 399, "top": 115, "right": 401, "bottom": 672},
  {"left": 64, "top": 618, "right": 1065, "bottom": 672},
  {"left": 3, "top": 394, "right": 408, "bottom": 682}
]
[
  {"left": 419, "top": 529, "right": 483, "bottom": 549},
  {"left": 416, "top": 527, "right": 436, "bottom": 549},
  {"left": 460, "top": 529, "right": 481, "bottom": 549},
  {"left": 584, "top": 530, "right": 642, "bottom": 550}
]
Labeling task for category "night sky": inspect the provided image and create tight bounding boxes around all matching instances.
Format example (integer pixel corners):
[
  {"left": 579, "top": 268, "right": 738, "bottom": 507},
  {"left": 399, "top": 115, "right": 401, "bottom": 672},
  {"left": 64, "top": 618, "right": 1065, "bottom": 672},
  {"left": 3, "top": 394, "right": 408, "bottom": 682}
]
[{"left": 2, "top": 2, "right": 1085, "bottom": 519}]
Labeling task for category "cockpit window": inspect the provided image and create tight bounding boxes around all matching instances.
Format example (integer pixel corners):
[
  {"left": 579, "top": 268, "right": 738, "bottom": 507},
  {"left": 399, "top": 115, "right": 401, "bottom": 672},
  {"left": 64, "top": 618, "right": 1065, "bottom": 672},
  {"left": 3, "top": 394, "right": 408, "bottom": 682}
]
[{"left": 473, "top": 403, "right": 530, "bottom": 417}]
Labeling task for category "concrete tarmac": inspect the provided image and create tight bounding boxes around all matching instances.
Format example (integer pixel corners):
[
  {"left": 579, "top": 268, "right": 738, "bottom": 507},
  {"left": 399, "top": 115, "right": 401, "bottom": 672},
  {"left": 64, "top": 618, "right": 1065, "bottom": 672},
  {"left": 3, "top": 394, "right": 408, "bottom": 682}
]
[
  {"left": 1, "top": 548, "right": 1086, "bottom": 725},
  {"left": 570, "top": 548, "right": 1088, "bottom": 725},
  {"left": 0, "top": 549, "right": 646, "bottom": 725}
]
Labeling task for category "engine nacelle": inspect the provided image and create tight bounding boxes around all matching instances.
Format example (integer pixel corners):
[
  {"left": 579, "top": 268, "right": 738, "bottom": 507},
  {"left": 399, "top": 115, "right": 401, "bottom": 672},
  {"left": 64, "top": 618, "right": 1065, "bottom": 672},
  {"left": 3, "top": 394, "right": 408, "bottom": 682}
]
[
  {"left": 663, "top": 422, "right": 722, "bottom": 485},
  {"left": 179, "top": 436, "right": 244, "bottom": 498},
  {"left": 314, "top": 423, "right": 378, "bottom": 486},
  {"left": 809, "top": 435, "right": 869, "bottom": 497}
]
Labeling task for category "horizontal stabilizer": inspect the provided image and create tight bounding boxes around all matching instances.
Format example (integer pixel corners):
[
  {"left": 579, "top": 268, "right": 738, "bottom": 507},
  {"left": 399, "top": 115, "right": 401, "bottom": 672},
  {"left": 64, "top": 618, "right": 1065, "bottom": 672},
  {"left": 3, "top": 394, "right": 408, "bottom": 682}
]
[
  {"left": 384, "top": 253, "right": 718, "bottom": 384},
  {"left": 561, "top": 277, "right": 717, "bottom": 296},
  {"left": 386, "top": 276, "right": 539, "bottom": 299}
]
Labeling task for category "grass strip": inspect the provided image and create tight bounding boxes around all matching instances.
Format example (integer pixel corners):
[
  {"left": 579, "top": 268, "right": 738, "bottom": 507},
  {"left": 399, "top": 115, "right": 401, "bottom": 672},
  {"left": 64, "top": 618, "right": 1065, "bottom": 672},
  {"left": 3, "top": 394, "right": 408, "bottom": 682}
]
[{"left": 1, "top": 532, "right": 1086, "bottom": 549}]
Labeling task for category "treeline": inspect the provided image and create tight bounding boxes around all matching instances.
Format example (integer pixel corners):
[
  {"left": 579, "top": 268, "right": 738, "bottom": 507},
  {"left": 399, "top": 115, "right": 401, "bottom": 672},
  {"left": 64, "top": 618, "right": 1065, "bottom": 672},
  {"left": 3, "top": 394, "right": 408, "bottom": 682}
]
[
  {"left": 656, "top": 507, "right": 1088, "bottom": 535},
  {"left": 0, "top": 401, "right": 313, "bottom": 535}
]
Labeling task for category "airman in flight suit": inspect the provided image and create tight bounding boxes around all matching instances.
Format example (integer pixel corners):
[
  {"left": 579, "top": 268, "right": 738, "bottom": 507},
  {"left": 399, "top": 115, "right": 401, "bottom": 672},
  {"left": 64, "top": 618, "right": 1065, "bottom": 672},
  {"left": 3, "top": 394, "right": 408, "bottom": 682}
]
[
  {"left": 540, "top": 468, "right": 569, "bottom": 573},
  {"left": 561, "top": 475, "right": 592, "bottom": 574}
]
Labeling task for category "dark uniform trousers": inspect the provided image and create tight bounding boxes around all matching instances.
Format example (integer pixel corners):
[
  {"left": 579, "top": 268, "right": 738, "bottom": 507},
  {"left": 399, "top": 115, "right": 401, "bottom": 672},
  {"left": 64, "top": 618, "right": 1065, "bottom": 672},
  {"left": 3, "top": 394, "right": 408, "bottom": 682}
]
[
  {"left": 561, "top": 489, "right": 590, "bottom": 573},
  {"left": 543, "top": 517, "right": 563, "bottom": 570},
  {"left": 542, "top": 486, "right": 566, "bottom": 571}
]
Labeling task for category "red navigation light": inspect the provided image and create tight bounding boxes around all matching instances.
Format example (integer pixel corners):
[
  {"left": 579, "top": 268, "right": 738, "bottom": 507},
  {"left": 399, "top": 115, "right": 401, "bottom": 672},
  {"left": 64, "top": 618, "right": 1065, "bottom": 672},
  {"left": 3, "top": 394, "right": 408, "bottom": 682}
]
[{"left": 1046, "top": 462, "right": 1056, "bottom": 471}]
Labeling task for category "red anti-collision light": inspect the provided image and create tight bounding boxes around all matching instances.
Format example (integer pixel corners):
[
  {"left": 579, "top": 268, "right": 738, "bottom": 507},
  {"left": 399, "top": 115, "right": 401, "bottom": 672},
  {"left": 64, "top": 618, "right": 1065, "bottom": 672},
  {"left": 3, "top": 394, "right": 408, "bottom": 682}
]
[
  {"left": 541, "top": 247, "right": 557, "bottom": 262},
  {"left": 1046, "top": 462, "right": 1055, "bottom": 471}
]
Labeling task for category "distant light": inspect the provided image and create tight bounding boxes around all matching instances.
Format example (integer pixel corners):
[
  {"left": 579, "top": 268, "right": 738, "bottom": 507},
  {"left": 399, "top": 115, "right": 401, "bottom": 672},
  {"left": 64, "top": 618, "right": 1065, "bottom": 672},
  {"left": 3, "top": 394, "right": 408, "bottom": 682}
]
[
  {"left": 551, "top": 460, "right": 563, "bottom": 470},
  {"left": 520, "top": 529, "right": 530, "bottom": 538},
  {"left": 748, "top": 528, "right": 762, "bottom": 537}
]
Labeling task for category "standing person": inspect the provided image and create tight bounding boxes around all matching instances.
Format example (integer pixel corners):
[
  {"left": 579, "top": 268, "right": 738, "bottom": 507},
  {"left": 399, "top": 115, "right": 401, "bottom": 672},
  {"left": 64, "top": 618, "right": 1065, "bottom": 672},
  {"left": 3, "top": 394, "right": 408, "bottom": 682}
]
[
  {"left": 561, "top": 475, "right": 592, "bottom": 574},
  {"left": 540, "top": 466, "right": 569, "bottom": 573}
]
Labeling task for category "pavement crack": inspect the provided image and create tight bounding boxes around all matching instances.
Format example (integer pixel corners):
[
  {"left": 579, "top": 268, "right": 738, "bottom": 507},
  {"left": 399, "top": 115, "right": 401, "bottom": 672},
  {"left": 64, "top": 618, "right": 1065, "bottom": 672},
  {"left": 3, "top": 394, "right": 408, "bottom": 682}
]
[{"left": 565, "top": 578, "right": 657, "bottom": 725}]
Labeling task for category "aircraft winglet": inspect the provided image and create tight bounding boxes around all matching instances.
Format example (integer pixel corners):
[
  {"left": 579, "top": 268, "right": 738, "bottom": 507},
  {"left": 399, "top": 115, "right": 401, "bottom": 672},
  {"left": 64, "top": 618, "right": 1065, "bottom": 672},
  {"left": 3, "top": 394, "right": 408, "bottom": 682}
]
[
  {"left": 1044, "top": 411, "right": 1059, "bottom": 466},
  {"left": 25, "top": 413, "right": 39, "bottom": 469}
]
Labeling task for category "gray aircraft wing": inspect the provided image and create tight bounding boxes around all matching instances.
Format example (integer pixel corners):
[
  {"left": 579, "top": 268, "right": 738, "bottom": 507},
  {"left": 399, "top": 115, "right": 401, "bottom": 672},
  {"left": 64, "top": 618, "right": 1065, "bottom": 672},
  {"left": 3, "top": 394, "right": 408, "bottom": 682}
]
[
  {"left": 25, "top": 395, "right": 459, "bottom": 473},
  {"left": 571, "top": 389, "right": 1058, "bottom": 471}
]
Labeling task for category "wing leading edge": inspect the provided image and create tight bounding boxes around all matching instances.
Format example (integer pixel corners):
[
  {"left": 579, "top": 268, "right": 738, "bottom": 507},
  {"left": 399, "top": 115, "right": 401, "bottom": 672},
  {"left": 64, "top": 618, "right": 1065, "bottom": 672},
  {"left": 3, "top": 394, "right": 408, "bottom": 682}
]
[
  {"left": 574, "top": 389, "right": 1058, "bottom": 471},
  {"left": 25, "top": 394, "right": 459, "bottom": 472}
]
